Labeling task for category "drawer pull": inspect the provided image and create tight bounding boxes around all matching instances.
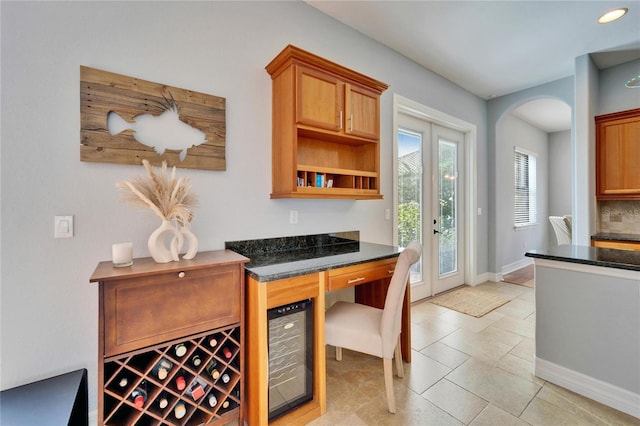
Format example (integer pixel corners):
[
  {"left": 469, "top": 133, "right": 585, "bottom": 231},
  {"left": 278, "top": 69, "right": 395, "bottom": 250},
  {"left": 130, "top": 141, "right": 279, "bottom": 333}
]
[
  {"left": 388, "top": 269, "right": 395, "bottom": 274},
  {"left": 347, "top": 277, "right": 365, "bottom": 284},
  {"left": 178, "top": 271, "right": 186, "bottom": 278}
]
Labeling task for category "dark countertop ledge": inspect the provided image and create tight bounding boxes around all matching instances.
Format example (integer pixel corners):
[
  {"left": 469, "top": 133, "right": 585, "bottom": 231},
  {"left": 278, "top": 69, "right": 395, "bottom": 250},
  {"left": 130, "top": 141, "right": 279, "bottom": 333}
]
[
  {"left": 526, "top": 245, "right": 640, "bottom": 272},
  {"left": 229, "top": 241, "right": 401, "bottom": 282},
  {"left": 591, "top": 233, "right": 640, "bottom": 243},
  {"left": 226, "top": 231, "right": 402, "bottom": 282}
]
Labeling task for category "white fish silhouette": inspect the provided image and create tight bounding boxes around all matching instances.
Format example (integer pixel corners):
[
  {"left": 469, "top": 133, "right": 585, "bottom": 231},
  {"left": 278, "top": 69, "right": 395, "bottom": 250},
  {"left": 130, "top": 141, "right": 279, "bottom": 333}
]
[{"left": 107, "top": 95, "right": 207, "bottom": 161}]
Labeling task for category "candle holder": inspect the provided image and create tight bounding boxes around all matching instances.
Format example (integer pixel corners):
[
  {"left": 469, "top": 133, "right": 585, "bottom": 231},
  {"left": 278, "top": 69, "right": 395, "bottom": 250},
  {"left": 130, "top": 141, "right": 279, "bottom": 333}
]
[{"left": 112, "top": 242, "right": 133, "bottom": 267}]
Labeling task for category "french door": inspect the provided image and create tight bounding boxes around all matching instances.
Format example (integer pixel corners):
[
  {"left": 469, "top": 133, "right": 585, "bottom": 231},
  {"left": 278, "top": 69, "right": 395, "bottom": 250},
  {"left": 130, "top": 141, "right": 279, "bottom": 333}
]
[{"left": 397, "top": 114, "right": 465, "bottom": 300}]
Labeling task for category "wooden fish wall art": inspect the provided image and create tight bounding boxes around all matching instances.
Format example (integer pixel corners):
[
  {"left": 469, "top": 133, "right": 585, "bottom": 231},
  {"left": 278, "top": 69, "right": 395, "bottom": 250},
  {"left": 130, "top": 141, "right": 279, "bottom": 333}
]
[{"left": 80, "top": 66, "right": 226, "bottom": 171}]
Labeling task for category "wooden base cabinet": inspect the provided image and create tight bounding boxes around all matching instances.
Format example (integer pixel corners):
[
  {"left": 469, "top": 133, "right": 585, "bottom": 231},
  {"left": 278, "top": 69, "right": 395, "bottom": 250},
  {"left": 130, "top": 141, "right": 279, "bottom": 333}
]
[{"left": 90, "top": 250, "right": 248, "bottom": 426}]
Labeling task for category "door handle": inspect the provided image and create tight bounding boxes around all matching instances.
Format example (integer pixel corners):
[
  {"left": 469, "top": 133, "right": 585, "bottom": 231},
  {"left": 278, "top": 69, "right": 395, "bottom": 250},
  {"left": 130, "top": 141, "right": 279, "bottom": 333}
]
[{"left": 433, "top": 229, "right": 440, "bottom": 234}]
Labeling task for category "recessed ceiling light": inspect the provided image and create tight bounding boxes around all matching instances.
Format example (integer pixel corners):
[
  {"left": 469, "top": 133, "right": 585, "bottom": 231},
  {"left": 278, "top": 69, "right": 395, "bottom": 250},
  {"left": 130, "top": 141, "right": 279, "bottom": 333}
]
[
  {"left": 598, "top": 8, "right": 628, "bottom": 23},
  {"left": 625, "top": 75, "right": 640, "bottom": 88}
]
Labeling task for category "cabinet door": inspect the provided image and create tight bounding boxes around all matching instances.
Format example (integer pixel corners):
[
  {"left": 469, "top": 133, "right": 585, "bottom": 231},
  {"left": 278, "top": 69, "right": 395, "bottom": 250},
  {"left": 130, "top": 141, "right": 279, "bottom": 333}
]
[
  {"left": 103, "top": 265, "right": 241, "bottom": 356},
  {"left": 296, "top": 66, "right": 343, "bottom": 132},
  {"left": 345, "top": 83, "right": 380, "bottom": 140},
  {"left": 597, "top": 116, "right": 640, "bottom": 199}
]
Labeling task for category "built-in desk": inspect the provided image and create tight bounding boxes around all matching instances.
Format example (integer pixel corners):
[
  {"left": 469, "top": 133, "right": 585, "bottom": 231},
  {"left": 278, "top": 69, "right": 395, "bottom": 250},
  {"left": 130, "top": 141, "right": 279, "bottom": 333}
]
[{"left": 226, "top": 234, "right": 407, "bottom": 425}]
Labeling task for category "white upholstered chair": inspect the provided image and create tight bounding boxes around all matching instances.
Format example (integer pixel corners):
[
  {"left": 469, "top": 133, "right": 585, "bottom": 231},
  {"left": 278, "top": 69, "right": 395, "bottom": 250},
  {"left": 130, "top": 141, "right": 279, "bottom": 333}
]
[
  {"left": 324, "top": 241, "right": 422, "bottom": 413},
  {"left": 549, "top": 216, "right": 572, "bottom": 245}
]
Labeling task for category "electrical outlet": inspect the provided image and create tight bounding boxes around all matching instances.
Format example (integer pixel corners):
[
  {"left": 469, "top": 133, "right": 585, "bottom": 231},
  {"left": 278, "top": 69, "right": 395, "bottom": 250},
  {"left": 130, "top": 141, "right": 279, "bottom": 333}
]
[
  {"left": 289, "top": 210, "right": 298, "bottom": 224},
  {"left": 385, "top": 209, "right": 391, "bottom": 220}
]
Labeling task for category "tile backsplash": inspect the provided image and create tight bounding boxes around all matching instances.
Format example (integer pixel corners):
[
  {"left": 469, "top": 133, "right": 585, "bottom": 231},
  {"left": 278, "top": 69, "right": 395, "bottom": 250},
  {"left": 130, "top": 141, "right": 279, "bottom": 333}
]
[{"left": 598, "top": 200, "right": 640, "bottom": 234}]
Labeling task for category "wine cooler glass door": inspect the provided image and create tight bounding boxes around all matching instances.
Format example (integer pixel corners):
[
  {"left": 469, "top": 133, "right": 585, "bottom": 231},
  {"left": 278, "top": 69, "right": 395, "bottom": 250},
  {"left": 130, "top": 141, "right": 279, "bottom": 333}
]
[{"left": 267, "top": 299, "right": 313, "bottom": 421}]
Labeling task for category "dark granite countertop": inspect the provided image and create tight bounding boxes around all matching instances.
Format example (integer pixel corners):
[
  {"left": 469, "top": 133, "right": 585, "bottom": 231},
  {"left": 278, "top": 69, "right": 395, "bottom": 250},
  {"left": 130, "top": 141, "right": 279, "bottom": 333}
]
[
  {"left": 525, "top": 245, "right": 640, "bottom": 272},
  {"left": 225, "top": 232, "right": 401, "bottom": 282},
  {"left": 591, "top": 233, "right": 640, "bottom": 243}
]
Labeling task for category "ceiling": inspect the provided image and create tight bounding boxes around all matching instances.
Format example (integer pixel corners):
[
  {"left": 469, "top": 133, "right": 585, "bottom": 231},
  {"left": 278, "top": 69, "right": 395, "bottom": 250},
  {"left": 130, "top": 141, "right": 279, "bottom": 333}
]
[{"left": 305, "top": 0, "right": 640, "bottom": 132}]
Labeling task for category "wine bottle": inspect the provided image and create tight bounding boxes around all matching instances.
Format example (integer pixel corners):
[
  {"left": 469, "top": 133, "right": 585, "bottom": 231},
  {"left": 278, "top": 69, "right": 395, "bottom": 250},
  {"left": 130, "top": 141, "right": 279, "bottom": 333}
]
[
  {"left": 191, "top": 354, "right": 202, "bottom": 367},
  {"left": 174, "top": 401, "right": 186, "bottom": 419},
  {"left": 222, "top": 399, "right": 230, "bottom": 409},
  {"left": 205, "top": 359, "right": 220, "bottom": 380},
  {"left": 130, "top": 381, "right": 147, "bottom": 409},
  {"left": 221, "top": 373, "right": 230, "bottom": 384},
  {"left": 208, "top": 336, "right": 218, "bottom": 348},
  {"left": 175, "top": 374, "right": 186, "bottom": 391},
  {"left": 152, "top": 358, "right": 173, "bottom": 381},
  {"left": 222, "top": 347, "right": 232, "bottom": 359},
  {"left": 174, "top": 343, "right": 187, "bottom": 357},
  {"left": 207, "top": 393, "right": 218, "bottom": 408},
  {"left": 117, "top": 376, "right": 128, "bottom": 388},
  {"left": 157, "top": 392, "right": 169, "bottom": 409}
]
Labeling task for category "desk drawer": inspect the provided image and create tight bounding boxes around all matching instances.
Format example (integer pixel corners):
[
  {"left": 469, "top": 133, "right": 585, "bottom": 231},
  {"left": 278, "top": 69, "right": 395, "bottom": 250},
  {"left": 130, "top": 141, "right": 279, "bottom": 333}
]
[
  {"left": 592, "top": 239, "right": 640, "bottom": 251},
  {"left": 328, "top": 258, "right": 397, "bottom": 291}
]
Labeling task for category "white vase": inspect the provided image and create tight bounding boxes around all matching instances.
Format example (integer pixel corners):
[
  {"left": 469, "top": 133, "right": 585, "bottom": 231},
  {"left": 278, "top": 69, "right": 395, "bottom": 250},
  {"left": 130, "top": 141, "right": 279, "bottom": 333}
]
[
  {"left": 148, "top": 220, "right": 182, "bottom": 263},
  {"left": 171, "top": 224, "right": 199, "bottom": 260}
]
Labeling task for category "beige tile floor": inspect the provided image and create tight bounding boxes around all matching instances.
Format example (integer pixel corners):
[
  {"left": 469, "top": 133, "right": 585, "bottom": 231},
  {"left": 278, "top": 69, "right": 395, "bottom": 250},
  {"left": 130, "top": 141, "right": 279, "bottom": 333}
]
[{"left": 309, "top": 281, "right": 639, "bottom": 426}]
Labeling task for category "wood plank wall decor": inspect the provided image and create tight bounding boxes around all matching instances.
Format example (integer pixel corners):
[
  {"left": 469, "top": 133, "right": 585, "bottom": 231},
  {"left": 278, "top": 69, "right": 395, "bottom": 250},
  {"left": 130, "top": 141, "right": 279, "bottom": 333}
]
[{"left": 80, "top": 66, "right": 226, "bottom": 171}]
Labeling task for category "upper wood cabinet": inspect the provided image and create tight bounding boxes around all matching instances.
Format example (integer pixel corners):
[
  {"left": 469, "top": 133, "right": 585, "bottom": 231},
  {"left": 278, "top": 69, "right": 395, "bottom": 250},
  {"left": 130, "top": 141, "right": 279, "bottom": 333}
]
[
  {"left": 595, "top": 108, "right": 640, "bottom": 200},
  {"left": 266, "top": 45, "right": 388, "bottom": 199}
]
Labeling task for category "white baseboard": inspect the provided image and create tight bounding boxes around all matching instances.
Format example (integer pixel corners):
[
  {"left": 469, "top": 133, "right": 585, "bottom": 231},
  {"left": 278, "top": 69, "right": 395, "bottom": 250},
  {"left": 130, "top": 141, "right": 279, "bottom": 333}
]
[
  {"left": 469, "top": 272, "right": 492, "bottom": 285},
  {"left": 535, "top": 357, "right": 640, "bottom": 419},
  {"left": 501, "top": 258, "right": 533, "bottom": 276}
]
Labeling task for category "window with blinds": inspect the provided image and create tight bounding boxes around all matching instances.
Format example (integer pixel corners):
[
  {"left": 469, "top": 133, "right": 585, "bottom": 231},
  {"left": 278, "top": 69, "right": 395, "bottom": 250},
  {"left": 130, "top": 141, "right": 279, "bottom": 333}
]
[{"left": 514, "top": 148, "right": 537, "bottom": 227}]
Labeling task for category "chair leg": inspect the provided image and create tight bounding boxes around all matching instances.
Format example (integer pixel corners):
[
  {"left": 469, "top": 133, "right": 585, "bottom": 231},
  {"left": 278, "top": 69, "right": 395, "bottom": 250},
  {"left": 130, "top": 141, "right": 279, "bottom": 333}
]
[
  {"left": 383, "top": 357, "right": 396, "bottom": 413},
  {"left": 335, "top": 346, "right": 342, "bottom": 361},
  {"left": 394, "top": 337, "right": 404, "bottom": 378}
]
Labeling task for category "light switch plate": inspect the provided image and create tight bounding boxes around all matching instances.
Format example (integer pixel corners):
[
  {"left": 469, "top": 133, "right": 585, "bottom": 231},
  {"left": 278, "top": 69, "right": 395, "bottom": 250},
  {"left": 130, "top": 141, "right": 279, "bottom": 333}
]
[{"left": 55, "top": 215, "right": 73, "bottom": 238}]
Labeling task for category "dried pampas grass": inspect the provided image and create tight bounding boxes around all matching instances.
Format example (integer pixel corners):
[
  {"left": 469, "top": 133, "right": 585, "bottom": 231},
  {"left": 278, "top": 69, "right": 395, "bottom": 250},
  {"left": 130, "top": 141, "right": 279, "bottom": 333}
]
[{"left": 117, "top": 160, "right": 198, "bottom": 225}]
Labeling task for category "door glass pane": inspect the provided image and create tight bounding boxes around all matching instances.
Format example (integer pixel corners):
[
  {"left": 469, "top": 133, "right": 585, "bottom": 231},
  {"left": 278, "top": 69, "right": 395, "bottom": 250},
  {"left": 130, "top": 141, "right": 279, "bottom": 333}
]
[
  {"left": 439, "top": 140, "right": 458, "bottom": 276},
  {"left": 398, "top": 129, "right": 422, "bottom": 283}
]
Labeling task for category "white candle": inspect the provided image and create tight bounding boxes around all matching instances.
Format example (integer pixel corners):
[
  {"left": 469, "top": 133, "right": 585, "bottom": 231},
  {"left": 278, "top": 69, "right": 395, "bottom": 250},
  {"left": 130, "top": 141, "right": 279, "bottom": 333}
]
[{"left": 112, "top": 242, "right": 133, "bottom": 267}]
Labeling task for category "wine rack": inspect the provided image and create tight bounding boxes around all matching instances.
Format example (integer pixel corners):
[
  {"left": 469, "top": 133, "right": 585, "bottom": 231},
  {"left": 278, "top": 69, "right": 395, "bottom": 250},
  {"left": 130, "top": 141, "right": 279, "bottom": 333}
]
[
  {"left": 103, "top": 326, "right": 240, "bottom": 425},
  {"left": 90, "top": 250, "right": 249, "bottom": 426}
]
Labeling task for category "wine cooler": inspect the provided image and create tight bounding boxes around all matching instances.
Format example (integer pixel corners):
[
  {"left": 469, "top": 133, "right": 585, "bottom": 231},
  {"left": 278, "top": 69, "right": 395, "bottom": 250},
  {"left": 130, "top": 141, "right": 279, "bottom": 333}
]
[{"left": 267, "top": 299, "right": 314, "bottom": 421}]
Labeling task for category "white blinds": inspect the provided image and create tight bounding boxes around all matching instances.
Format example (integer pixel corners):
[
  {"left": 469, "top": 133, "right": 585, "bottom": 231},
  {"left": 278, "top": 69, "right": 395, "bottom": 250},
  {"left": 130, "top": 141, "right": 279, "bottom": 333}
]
[{"left": 514, "top": 148, "right": 537, "bottom": 227}]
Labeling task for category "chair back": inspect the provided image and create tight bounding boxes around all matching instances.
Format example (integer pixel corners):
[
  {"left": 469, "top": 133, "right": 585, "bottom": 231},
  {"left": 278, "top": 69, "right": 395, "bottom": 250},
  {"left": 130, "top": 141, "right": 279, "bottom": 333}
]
[
  {"left": 549, "top": 216, "right": 571, "bottom": 245},
  {"left": 380, "top": 241, "right": 422, "bottom": 358}
]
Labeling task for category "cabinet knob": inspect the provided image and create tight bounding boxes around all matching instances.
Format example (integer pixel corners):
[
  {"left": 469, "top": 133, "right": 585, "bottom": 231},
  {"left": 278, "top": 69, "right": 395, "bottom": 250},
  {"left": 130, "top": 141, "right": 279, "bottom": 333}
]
[{"left": 178, "top": 271, "right": 186, "bottom": 278}]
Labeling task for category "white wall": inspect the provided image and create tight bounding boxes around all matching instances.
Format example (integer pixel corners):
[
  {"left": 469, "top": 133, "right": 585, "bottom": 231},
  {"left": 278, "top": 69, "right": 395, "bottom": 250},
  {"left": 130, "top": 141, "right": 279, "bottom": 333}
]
[
  {"left": 548, "top": 130, "right": 572, "bottom": 246},
  {"left": 548, "top": 130, "right": 572, "bottom": 217},
  {"left": 486, "top": 77, "right": 573, "bottom": 273},
  {"left": 0, "top": 1, "right": 487, "bottom": 413},
  {"left": 535, "top": 262, "right": 640, "bottom": 417},
  {"left": 496, "top": 114, "right": 550, "bottom": 271},
  {"left": 598, "top": 58, "right": 640, "bottom": 115},
  {"left": 573, "top": 54, "right": 599, "bottom": 246}
]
